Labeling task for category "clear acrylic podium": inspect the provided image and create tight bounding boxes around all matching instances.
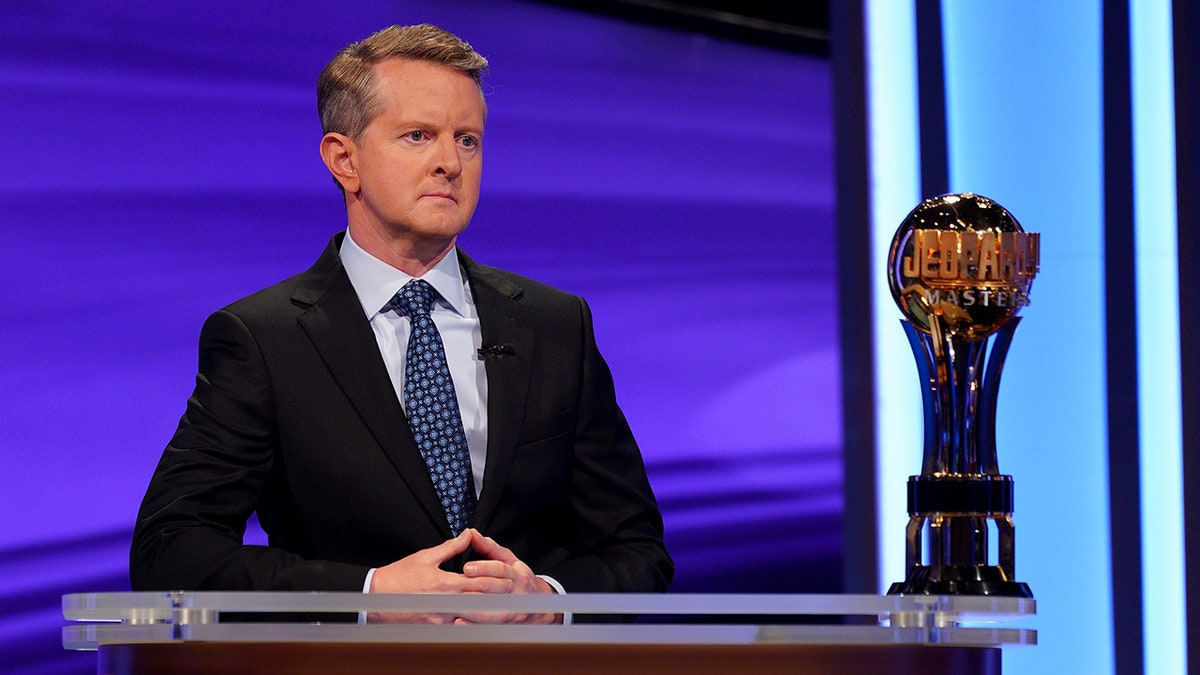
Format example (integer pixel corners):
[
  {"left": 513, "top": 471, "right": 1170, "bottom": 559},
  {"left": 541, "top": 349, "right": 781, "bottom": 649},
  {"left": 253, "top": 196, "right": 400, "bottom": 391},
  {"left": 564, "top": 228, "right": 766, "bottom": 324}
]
[{"left": 63, "top": 592, "right": 1034, "bottom": 674}]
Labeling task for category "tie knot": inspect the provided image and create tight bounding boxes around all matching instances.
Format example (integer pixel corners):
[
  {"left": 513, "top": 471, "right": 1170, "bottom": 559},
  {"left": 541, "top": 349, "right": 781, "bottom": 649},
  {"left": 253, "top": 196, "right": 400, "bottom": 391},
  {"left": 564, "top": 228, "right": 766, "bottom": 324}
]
[{"left": 390, "top": 279, "right": 437, "bottom": 318}]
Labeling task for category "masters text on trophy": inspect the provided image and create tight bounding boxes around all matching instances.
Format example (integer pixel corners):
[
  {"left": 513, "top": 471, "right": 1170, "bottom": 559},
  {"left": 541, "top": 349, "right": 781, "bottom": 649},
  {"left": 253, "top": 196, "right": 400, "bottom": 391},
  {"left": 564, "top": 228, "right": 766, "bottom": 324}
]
[{"left": 886, "top": 193, "right": 1035, "bottom": 597}]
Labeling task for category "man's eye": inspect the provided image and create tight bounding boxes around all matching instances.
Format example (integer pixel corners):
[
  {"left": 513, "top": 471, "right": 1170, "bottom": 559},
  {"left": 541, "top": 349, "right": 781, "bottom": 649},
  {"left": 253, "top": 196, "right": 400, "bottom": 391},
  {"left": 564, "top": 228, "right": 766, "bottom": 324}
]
[
  {"left": 406, "top": 131, "right": 425, "bottom": 141},
  {"left": 459, "top": 136, "right": 477, "bottom": 148}
]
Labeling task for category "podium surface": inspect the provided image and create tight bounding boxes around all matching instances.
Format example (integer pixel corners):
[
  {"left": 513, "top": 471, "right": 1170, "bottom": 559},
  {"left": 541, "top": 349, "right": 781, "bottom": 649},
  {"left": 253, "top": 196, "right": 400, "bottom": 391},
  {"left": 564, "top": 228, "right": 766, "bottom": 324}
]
[{"left": 64, "top": 592, "right": 1034, "bottom": 674}]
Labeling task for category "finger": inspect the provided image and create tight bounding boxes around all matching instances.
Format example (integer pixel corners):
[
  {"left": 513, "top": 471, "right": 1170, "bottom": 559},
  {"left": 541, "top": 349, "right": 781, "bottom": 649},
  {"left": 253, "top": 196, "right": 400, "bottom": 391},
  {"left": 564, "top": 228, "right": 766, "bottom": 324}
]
[
  {"left": 467, "top": 531, "right": 519, "bottom": 563},
  {"left": 368, "top": 612, "right": 458, "bottom": 624},
  {"left": 460, "top": 574, "right": 516, "bottom": 594},
  {"left": 462, "top": 560, "right": 513, "bottom": 580},
  {"left": 457, "top": 611, "right": 519, "bottom": 625},
  {"left": 417, "top": 530, "right": 475, "bottom": 564}
]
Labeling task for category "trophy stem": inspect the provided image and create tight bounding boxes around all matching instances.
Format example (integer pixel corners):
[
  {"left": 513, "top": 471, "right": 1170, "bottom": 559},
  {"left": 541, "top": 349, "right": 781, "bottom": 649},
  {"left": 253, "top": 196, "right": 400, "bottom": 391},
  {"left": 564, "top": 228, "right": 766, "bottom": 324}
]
[
  {"left": 978, "top": 318, "right": 1021, "bottom": 473},
  {"left": 889, "top": 319, "right": 1032, "bottom": 598}
]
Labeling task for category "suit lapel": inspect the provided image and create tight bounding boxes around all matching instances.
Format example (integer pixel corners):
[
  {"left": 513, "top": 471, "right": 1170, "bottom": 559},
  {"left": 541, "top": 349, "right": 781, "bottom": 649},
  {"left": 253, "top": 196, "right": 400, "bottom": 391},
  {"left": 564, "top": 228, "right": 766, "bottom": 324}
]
[
  {"left": 293, "top": 235, "right": 451, "bottom": 536},
  {"left": 460, "top": 252, "right": 534, "bottom": 534}
]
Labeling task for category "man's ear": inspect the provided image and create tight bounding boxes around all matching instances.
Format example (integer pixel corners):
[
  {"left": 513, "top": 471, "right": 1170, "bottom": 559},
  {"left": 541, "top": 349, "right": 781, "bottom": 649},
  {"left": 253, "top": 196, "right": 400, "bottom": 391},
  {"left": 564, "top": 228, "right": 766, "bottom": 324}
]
[{"left": 320, "top": 132, "right": 360, "bottom": 195}]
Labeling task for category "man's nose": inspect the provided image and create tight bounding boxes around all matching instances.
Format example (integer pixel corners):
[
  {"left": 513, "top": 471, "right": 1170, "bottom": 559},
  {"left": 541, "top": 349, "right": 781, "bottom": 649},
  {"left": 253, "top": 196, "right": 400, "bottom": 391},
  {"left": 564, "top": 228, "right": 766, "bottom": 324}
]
[{"left": 432, "top": 138, "right": 462, "bottom": 179}]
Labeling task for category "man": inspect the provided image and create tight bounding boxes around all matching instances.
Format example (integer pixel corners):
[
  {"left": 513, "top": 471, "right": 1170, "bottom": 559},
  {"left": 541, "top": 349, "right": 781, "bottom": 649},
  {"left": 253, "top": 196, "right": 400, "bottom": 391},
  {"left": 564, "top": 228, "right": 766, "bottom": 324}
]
[{"left": 129, "top": 24, "right": 672, "bottom": 622}]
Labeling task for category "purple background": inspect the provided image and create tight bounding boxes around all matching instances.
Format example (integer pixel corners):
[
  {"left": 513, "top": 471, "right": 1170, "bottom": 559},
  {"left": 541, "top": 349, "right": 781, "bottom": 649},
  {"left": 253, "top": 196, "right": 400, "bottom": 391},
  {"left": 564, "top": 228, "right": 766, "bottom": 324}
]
[{"left": 0, "top": 1, "right": 838, "bottom": 670}]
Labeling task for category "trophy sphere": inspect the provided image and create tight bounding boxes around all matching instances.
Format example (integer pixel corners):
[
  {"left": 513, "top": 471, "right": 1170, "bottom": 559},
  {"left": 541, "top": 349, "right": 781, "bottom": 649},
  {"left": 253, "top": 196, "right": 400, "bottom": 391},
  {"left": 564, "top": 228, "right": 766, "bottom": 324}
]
[{"left": 887, "top": 193, "right": 1039, "bottom": 341}]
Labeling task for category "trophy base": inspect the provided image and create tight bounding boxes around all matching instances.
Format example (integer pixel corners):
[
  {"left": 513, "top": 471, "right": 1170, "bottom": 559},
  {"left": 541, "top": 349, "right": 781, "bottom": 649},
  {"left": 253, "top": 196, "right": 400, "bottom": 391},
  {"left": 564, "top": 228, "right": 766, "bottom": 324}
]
[{"left": 887, "top": 565, "right": 1033, "bottom": 598}]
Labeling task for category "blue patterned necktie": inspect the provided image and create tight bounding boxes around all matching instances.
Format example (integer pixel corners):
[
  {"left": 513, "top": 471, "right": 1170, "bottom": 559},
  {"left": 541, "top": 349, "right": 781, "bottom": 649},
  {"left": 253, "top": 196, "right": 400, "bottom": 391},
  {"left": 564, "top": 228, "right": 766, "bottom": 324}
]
[{"left": 389, "top": 279, "right": 476, "bottom": 535}]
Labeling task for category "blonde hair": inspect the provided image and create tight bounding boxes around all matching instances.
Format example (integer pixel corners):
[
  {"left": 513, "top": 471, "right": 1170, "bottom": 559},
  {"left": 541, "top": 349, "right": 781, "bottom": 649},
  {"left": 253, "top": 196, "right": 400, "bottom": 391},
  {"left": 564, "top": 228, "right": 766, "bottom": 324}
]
[{"left": 317, "top": 24, "right": 489, "bottom": 141}]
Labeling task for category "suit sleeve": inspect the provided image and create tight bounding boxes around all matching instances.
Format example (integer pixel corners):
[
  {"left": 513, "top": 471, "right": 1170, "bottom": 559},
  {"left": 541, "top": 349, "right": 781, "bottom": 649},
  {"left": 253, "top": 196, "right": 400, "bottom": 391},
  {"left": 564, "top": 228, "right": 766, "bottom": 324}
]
[
  {"left": 129, "top": 309, "right": 368, "bottom": 591},
  {"left": 538, "top": 297, "right": 674, "bottom": 593}
]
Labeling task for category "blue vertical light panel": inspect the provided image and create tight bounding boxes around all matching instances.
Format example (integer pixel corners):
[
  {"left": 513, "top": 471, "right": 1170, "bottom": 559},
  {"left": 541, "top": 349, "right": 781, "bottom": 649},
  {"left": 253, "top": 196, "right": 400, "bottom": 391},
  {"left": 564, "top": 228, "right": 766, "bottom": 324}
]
[
  {"left": 1131, "top": 1, "right": 1186, "bottom": 673},
  {"left": 942, "top": 3, "right": 1113, "bottom": 674},
  {"left": 864, "top": 0, "right": 922, "bottom": 594}
]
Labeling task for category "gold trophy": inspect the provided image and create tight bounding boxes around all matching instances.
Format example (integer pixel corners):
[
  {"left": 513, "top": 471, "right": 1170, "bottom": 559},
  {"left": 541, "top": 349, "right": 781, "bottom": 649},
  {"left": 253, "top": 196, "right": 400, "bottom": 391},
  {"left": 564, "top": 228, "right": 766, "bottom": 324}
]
[{"left": 886, "top": 193, "right": 1035, "bottom": 597}]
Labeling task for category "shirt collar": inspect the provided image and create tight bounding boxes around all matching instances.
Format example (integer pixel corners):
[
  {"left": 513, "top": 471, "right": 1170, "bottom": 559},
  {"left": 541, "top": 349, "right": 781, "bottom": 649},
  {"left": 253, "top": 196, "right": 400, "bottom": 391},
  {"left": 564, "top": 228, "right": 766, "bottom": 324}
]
[{"left": 340, "top": 230, "right": 469, "bottom": 318}]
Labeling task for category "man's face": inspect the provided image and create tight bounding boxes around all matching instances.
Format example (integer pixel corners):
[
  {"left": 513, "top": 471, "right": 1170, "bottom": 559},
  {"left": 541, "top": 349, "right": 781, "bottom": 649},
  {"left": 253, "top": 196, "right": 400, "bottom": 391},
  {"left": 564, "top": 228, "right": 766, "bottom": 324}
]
[{"left": 348, "top": 58, "right": 484, "bottom": 251}]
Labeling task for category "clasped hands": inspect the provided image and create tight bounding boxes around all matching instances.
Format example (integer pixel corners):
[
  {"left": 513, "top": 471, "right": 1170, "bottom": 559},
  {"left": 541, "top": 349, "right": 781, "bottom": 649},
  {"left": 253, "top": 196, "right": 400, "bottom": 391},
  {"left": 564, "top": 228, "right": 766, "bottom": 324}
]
[{"left": 367, "top": 528, "right": 561, "bottom": 625}]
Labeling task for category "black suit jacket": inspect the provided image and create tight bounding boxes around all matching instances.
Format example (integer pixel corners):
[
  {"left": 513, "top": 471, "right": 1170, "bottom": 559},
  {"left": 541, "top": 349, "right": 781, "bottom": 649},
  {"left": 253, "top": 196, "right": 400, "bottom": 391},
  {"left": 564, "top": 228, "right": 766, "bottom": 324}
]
[{"left": 130, "top": 234, "right": 672, "bottom": 594}]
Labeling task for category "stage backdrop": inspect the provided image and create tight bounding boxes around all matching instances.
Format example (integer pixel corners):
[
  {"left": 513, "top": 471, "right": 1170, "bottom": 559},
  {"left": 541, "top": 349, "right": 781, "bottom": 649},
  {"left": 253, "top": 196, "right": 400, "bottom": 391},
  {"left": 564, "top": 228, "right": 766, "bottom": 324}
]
[{"left": 0, "top": 1, "right": 838, "bottom": 671}]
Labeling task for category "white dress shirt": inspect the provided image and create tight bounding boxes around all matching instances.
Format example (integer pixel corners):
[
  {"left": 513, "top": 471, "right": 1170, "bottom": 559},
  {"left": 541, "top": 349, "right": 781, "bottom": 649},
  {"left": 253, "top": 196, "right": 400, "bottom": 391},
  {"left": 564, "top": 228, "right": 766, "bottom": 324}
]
[{"left": 340, "top": 231, "right": 488, "bottom": 496}]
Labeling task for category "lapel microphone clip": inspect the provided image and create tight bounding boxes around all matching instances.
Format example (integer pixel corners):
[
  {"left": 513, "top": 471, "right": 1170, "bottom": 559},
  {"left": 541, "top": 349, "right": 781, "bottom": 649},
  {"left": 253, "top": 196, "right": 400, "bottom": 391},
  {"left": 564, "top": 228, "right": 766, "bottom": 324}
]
[{"left": 477, "top": 344, "right": 516, "bottom": 358}]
